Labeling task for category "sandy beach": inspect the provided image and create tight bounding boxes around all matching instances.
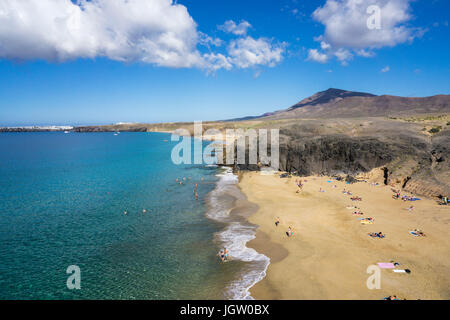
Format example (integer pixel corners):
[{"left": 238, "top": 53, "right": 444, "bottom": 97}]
[{"left": 239, "top": 171, "right": 450, "bottom": 300}]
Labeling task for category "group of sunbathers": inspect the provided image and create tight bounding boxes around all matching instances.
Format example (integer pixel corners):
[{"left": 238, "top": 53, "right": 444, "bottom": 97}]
[
  {"left": 410, "top": 229, "right": 426, "bottom": 237},
  {"left": 392, "top": 190, "right": 417, "bottom": 202},
  {"left": 369, "top": 232, "right": 385, "bottom": 238}
]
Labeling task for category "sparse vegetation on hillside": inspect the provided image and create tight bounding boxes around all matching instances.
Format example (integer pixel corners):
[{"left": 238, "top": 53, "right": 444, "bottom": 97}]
[{"left": 428, "top": 126, "right": 442, "bottom": 134}]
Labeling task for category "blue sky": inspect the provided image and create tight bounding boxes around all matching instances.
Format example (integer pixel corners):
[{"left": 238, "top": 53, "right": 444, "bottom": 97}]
[{"left": 0, "top": 0, "right": 449, "bottom": 126}]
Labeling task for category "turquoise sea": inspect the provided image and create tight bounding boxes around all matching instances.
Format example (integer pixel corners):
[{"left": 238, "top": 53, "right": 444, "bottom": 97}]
[{"left": 0, "top": 132, "right": 267, "bottom": 300}]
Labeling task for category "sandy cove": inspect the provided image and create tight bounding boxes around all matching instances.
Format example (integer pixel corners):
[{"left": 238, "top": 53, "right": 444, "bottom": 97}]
[{"left": 238, "top": 172, "right": 450, "bottom": 300}]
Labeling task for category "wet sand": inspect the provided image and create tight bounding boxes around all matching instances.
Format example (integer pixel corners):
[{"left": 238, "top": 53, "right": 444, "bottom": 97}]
[{"left": 240, "top": 172, "right": 450, "bottom": 300}]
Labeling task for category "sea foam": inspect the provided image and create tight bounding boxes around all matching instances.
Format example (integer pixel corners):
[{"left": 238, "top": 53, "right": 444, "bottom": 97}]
[{"left": 206, "top": 167, "right": 270, "bottom": 300}]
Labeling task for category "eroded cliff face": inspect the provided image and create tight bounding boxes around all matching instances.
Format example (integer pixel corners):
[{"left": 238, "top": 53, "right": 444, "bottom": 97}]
[
  {"left": 278, "top": 136, "right": 400, "bottom": 176},
  {"left": 229, "top": 127, "right": 449, "bottom": 199}
]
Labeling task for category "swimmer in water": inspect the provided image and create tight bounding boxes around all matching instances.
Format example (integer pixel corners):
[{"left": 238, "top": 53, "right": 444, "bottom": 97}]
[
  {"left": 219, "top": 250, "right": 225, "bottom": 262},
  {"left": 123, "top": 210, "right": 128, "bottom": 215},
  {"left": 224, "top": 248, "right": 229, "bottom": 261},
  {"left": 195, "top": 192, "right": 199, "bottom": 200},
  {"left": 142, "top": 209, "right": 146, "bottom": 214}
]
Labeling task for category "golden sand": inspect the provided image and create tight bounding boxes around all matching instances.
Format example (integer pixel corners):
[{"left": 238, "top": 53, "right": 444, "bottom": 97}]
[{"left": 239, "top": 172, "right": 450, "bottom": 300}]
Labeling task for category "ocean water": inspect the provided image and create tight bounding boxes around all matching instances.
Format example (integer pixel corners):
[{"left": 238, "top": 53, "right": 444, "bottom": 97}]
[{"left": 0, "top": 132, "right": 267, "bottom": 300}]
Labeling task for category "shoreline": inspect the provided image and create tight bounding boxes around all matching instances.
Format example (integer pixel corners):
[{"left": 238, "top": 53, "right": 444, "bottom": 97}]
[
  {"left": 205, "top": 167, "right": 271, "bottom": 299},
  {"left": 239, "top": 171, "right": 450, "bottom": 300}
]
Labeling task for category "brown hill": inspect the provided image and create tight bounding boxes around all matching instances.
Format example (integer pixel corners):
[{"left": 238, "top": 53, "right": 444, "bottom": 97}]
[{"left": 236, "top": 88, "right": 450, "bottom": 120}]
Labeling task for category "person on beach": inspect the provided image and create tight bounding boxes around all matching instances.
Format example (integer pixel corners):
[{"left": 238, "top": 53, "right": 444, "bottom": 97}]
[
  {"left": 275, "top": 217, "right": 280, "bottom": 227},
  {"left": 286, "top": 227, "right": 293, "bottom": 237}
]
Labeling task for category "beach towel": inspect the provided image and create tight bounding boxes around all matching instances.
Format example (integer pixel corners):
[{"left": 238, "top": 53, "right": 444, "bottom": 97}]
[
  {"left": 410, "top": 197, "right": 421, "bottom": 201},
  {"left": 361, "top": 220, "right": 373, "bottom": 224},
  {"left": 393, "top": 269, "right": 411, "bottom": 274},
  {"left": 377, "top": 263, "right": 395, "bottom": 269},
  {"left": 409, "top": 231, "right": 419, "bottom": 236}
]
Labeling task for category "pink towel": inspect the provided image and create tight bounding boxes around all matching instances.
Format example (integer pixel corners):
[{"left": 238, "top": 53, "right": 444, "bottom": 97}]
[{"left": 377, "top": 262, "right": 395, "bottom": 269}]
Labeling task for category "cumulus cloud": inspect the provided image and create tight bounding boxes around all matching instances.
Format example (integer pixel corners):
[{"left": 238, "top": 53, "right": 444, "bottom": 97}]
[
  {"left": 0, "top": 0, "right": 207, "bottom": 68},
  {"left": 227, "top": 37, "right": 286, "bottom": 68},
  {"left": 307, "top": 0, "right": 424, "bottom": 64},
  {"left": 307, "top": 49, "right": 329, "bottom": 63},
  {"left": 0, "top": 0, "right": 284, "bottom": 72},
  {"left": 218, "top": 20, "right": 252, "bottom": 36},
  {"left": 381, "top": 65, "right": 390, "bottom": 72}
]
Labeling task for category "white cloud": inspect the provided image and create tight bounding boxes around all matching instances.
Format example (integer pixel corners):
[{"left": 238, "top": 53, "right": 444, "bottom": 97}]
[
  {"left": 203, "top": 53, "right": 232, "bottom": 73},
  {"left": 198, "top": 32, "right": 223, "bottom": 47},
  {"left": 0, "top": 0, "right": 283, "bottom": 73},
  {"left": 381, "top": 65, "right": 390, "bottom": 72},
  {"left": 307, "top": 0, "right": 424, "bottom": 64},
  {"left": 356, "top": 49, "right": 375, "bottom": 57},
  {"left": 0, "top": 0, "right": 205, "bottom": 68},
  {"left": 307, "top": 49, "right": 329, "bottom": 63},
  {"left": 320, "top": 41, "right": 331, "bottom": 50},
  {"left": 227, "top": 37, "right": 286, "bottom": 68},
  {"left": 218, "top": 20, "right": 252, "bottom": 36},
  {"left": 334, "top": 48, "right": 353, "bottom": 65}
]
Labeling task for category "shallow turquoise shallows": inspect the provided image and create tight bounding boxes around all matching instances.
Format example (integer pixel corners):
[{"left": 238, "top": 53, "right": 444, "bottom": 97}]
[{"left": 0, "top": 132, "right": 243, "bottom": 299}]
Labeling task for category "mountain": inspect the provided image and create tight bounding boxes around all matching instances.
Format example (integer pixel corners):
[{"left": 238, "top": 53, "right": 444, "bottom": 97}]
[
  {"left": 287, "top": 88, "right": 376, "bottom": 110},
  {"left": 229, "top": 88, "right": 450, "bottom": 121}
]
